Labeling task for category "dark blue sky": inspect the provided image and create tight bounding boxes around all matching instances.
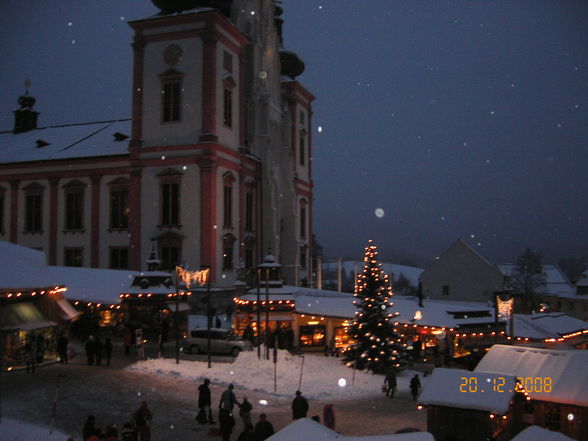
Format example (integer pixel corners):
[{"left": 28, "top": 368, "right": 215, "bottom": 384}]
[{"left": 1, "top": 1, "right": 587, "bottom": 265}]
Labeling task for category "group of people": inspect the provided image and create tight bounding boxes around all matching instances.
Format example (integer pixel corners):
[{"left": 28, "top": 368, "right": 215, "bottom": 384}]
[
  {"left": 384, "top": 369, "right": 422, "bottom": 401},
  {"left": 82, "top": 401, "right": 153, "bottom": 441},
  {"left": 197, "top": 381, "right": 275, "bottom": 441},
  {"left": 84, "top": 335, "right": 114, "bottom": 366}
]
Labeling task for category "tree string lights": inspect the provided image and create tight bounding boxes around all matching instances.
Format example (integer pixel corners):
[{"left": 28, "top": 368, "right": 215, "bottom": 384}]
[{"left": 343, "top": 240, "right": 406, "bottom": 373}]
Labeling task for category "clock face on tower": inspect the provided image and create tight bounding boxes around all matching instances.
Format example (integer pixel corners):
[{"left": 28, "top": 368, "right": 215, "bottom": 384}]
[{"left": 163, "top": 44, "right": 183, "bottom": 65}]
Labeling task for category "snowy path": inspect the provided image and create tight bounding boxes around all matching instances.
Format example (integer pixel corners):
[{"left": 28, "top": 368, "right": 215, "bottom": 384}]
[{"left": 2, "top": 346, "right": 426, "bottom": 440}]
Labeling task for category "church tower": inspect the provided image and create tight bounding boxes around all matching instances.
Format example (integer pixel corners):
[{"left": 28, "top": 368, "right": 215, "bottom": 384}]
[{"left": 129, "top": 0, "right": 314, "bottom": 286}]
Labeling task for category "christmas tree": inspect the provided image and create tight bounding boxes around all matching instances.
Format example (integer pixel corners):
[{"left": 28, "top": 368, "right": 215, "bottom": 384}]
[{"left": 343, "top": 240, "right": 406, "bottom": 373}]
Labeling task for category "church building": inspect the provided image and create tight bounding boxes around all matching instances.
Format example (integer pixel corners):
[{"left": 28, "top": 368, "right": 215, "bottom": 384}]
[{"left": 0, "top": 0, "right": 315, "bottom": 293}]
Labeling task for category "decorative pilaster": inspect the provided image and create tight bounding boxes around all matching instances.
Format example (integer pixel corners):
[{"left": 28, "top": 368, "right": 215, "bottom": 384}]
[
  {"left": 9, "top": 180, "right": 19, "bottom": 243},
  {"left": 48, "top": 177, "right": 59, "bottom": 265},
  {"left": 199, "top": 31, "right": 218, "bottom": 143},
  {"left": 128, "top": 168, "right": 142, "bottom": 270},
  {"left": 200, "top": 157, "right": 217, "bottom": 281},
  {"left": 90, "top": 174, "right": 102, "bottom": 267}
]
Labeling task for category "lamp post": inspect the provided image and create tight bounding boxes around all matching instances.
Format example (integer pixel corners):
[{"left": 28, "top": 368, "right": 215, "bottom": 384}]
[
  {"left": 174, "top": 266, "right": 181, "bottom": 365},
  {"left": 257, "top": 252, "right": 281, "bottom": 361},
  {"left": 256, "top": 268, "right": 261, "bottom": 359}
]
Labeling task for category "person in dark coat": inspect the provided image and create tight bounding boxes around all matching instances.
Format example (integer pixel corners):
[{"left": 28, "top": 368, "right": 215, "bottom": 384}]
[
  {"left": 120, "top": 422, "right": 136, "bottom": 441},
  {"left": 384, "top": 368, "right": 397, "bottom": 397},
  {"left": 57, "top": 334, "right": 69, "bottom": 364},
  {"left": 104, "top": 338, "right": 113, "bottom": 366},
  {"left": 25, "top": 337, "right": 38, "bottom": 373},
  {"left": 410, "top": 374, "right": 422, "bottom": 401},
  {"left": 254, "top": 413, "right": 274, "bottom": 441},
  {"left": 134, "top": 401, "right": 153, "bottom": 441},
  {"left": 82, "top": 414, "right": 101, "bottom": 441},
  {"left": 123, "top": 330, "right": 132, "bottom": 355},
  {"left": 219, "top": 384, "right": 239, "bottom": 413},
  {"left": 198, "top": 378, "right": 215, "bottom": 424},
  {"left": 237, "top": 424, "right": 256, "bottom": 441},
  {"left": 238, "top": 396, "right": 253, "bottom": 427},
  {"left": 291, "top": 390, "right": 309, "bottom": 420},
  {"left": 219, "top": 407, "right": 235, "bottom": 441},
  {"left": 85, "top": 335, "right": 96, "bottom": 365},
  {"left": 322, "top": 404, "right": 335, "bottom": 430},
  {"left": 94, "top": 336, "right": 103, "bottom": 366}
]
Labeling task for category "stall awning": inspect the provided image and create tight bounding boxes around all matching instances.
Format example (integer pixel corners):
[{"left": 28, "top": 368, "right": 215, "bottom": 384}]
[
  {"left": 0, "top": 302, "right": 58, "bottom": 331},
  {"left": 165, "top": 301, "right": 192, "bottom": 312},
  {"left": 56, "top": 298, "right": 81, "bottom": 320}
]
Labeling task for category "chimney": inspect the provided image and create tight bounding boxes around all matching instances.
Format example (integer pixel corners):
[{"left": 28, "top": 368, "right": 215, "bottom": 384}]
[{"left": 13, "top": 80, "right": 39, "bottom": 133}]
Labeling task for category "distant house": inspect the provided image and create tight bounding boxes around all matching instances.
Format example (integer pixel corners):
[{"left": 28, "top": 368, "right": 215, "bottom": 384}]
[
  {"left": 475, "top": 344, "right": 588, "bottom": 441},
  {"left": 418, "top": 368, "right": 519, "bottom": 441},
  {"left": 420, "top": 239, "right": 506, "bottom": 304},
  {"left": 420, "top": 240, "right": 582, "bottom": 318}
]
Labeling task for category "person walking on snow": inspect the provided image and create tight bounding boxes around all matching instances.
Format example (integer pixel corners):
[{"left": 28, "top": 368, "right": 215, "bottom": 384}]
[
  {"left": 410, "top": 374, "right": 422, "bottom": 401},
  {"left": 219, "top": 384, "right": 239, "bottom": 413},
  {"left": 134, "top": 400, "right": 153, "bottom": 441},
  {"left": 384, "top": 368, "right": 397, "bottom": 397},
  {"left": 198, "top": 378, "right": 215, "bottom": 424},
  {"left": 254, "top": 413, "right": 275, "bottom": 441},
  {"left": 291, "top": 390, "right": 309, "bottom": 420},
  {"left": 322, "top": 404, "right": 335, "bottom": 430},
  {"left": 238, "top": 397, "right": 253, "bottom": 427}
]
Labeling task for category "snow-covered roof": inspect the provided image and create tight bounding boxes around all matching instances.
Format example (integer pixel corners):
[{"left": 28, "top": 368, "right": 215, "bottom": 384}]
[
  {"left": 510, "top": 426, "right": 577, "bottom": 441},
  {"left": 0, "top": 241, "right": 61, "bottom": 289},
  {"left": 418, "top": 368, "right": 516, "bottom": 414},
  {"left": 513, "top": 313, "right": 588, "bottom": 340},
  {"left": 47, "top": 266, "right": 136, "bottom": 303},
  {"left": 474, "top": 344, "right": 588, "bottom": 407},
  {"left": 497, "top": 264, "right": 576, "bottom": 297},
  {"left": 266, "top": 418, "right": 434, "bottom": 441},
  {"left": 240, "top": 286, "right": 496, "bottom": 329},
  {"left": 0, "top": 120, "right": 130, "bottom": 164}
]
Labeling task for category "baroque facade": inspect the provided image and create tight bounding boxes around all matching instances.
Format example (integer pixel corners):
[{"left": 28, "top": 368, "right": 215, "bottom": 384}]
[{"left": 0, "top": 0, "right": 314, "bottom": 291}]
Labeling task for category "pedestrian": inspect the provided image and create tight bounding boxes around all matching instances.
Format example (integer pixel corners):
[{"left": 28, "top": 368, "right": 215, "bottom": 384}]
[
  {"left": 82, "top": 414, "right": 101, "bottom": 441},
  {"left": 237, "top": 423, "right": 256, "bottom": 441},
  {"left": 322, "top": 404, "right": 335, "bottom": 430},
  {"left": 104, "top": 338, "right": 113, "bottom": 366},
  {"left": 120, "top": 422, "right": 136, "bottom": 441},
  {"left": 57, "top": 333, "right": 69, "bottom": 364},
  {"left": 291, "top": 390, "right": 309, "bottom": 420},
  {"left": 25, "top": 337, "right": 38, "bottom": 373},
  {"left": 238, "top": 397, "right": 253, "bottom": 427},
  {"left": 94, "top": 336, "right": 103, "bottom": 366},
  {"left": 219, "top": 384, "right": 239, "bottom": 413},
  {"left": 123, "top": 330, "right": 132, "bottom": 355},
  {"left": 104, "top": 424, "right": 118, "bottom": 441},
  {"left": 218, "top": 407, "right": 235, "bottom": 441},
  {"left": 384, "top": 367, "right": 397, "bottom": 398},
  {"left": 215, "top": 316, "right": 222, "bottom": 328},
  {"left": 134, "top": 401, "right": 153, "bottom": 441},
  {"left": 197, "top": 378, "right": 215, "bottom": 424},
  {"left": 36, "top": 334, "right": 46, "bottom": 363},
  {"left": 410, "top": 374, "right": 422, "bottom": 401},
  {"left": 254, "top": 413, "right": 274, "bottom": 441},
  {"left": 85, "top": 335, "right": 96, "bottom": 365}
]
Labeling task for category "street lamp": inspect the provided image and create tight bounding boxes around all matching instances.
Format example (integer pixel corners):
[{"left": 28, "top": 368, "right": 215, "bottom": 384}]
[{"left": 257, "top": 251, "right": 281, "bottom": 360}]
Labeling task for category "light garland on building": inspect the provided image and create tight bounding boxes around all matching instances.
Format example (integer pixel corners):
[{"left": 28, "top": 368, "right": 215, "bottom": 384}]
[
  {"left": 2, "top": 286, "right": 67, "bottom": 299},
  {"left": 176, "top": 266, "right": 209, "bottom": 289}
]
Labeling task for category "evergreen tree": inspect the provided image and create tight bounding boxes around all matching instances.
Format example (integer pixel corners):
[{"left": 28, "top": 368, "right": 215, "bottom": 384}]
[
  {"left": 343, "top": 240, "right": 406, "bottom": 373},
  {"left": 510, "top": 248, "right": 546, "bottom": 313}
]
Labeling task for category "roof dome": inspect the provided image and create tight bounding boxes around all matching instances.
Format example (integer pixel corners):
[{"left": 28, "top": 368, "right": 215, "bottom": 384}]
[
  {"left": 151, "top": 0, "right": 232, "bottom": 16},
  {"left": 280, "top": 50, "right": 305, "bottom": 79}
]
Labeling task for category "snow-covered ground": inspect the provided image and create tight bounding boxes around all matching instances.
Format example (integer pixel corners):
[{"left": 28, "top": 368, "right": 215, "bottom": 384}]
[
  {"left": 127, "top": 347, "right": 429, "bottom": 401},
  {"left": 0, "top": 417, "right": 73, "bottom": 441}
]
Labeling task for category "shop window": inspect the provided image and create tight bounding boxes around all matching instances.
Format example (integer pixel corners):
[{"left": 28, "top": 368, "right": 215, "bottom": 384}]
[
  {"left": 64, "top": 247, "right": 83, "bottom": 267},
  {"left": 110, "top": 247, "right": 129, "bottom": 269},
  {"left": 299, "top": 325, "right": 325, "bottom": 347}
]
